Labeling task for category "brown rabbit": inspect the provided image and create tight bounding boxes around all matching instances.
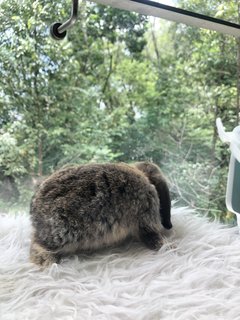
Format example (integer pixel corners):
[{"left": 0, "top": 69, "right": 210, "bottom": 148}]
[{"left": 29, "top": 161, "right": 172, "bottom": 267}]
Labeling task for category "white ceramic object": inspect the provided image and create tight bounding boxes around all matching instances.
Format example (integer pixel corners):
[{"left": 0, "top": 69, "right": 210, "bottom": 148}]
[{"left": 216, "top": 118, "right": 240, "bottom": 225}]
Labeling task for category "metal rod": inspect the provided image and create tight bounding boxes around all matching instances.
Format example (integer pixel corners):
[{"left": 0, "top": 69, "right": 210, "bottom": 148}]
[
  {"left": 58, "top": 0, "right": 79, "bottom": 34},
  {"left": 50, "top": 0, "right": 79, "bottom": 40},
  {"left": 91, "top": 0, "right": 240, "bottom": 37}
]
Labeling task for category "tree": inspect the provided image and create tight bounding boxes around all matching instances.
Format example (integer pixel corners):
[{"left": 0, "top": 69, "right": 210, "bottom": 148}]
[
  {"left": 0, "top": 0, "right": 238, "bottom": 225},
  {"left": 0, "top": 0, "right": 148, "bottom": 205}
]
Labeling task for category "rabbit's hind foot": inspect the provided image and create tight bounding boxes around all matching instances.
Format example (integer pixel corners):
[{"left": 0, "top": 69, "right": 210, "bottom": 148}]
[{"left": 30, "top": 240, "right": 60, "bottom": 268}]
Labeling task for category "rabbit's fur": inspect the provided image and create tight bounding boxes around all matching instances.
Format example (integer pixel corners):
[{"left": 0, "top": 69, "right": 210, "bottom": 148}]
[{"left": 30, "top": 162, "right": 172, "bottom": 267}]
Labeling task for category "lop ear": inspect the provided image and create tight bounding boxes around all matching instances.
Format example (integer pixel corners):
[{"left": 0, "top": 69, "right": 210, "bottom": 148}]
[{"left": 134, "top": 162, "right": 172, "bottom": 230}]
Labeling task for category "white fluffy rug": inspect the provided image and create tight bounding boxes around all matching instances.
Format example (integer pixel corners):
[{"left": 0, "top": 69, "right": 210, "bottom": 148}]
[{"left": 0, "top": 207, "right": 240, "bottom": 320}]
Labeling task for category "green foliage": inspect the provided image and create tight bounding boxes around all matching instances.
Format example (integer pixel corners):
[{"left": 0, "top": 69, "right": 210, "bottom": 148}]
[
  {"left": 0, "top": 132, "right": 27, "bottom": 176},
  {"left": 0, "top": 0, "right": 239, "bottom": 224}
]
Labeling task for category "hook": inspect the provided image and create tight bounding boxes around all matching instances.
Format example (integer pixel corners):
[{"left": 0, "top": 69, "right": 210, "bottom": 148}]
[{"left": 50, "top": 0, "right": 79, "bottom": 40}]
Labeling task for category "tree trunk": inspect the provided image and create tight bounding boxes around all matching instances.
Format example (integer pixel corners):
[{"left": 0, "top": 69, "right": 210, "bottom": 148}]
[
  {"left": 211, "top": 36, "right": 226, "bottom": 165},
  {"left": 236, "top": 2, "right": 240, "bottom": 125},
  {"left": 33, "top": 27, "right": 43, "bottom": 176},
  {"left": 150, "top": 20, "right": 161, "bottom": 73},
  {"left": 38, "top": 135, "right": 43, "bottom": 176},
  {"left": 211, "top": 102, "right": 219, "bottom": 164}
]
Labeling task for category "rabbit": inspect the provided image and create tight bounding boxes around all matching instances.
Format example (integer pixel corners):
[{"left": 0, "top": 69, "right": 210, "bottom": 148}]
[{"left": 29, "top": 161, "right": 172, "bottom": 267}]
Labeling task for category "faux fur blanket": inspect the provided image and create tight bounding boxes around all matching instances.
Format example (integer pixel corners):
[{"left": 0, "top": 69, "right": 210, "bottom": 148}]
[{"left": 0, "top": 207, "right": 239, "bottom": 320}]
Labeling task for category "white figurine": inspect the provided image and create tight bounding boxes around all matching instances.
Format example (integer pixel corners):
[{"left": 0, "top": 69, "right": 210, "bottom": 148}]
[{"left": 216, "top": 118, "right": 240, "bottom": 226}]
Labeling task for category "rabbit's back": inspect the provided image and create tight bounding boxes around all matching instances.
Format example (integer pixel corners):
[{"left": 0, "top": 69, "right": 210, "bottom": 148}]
[{"left": 30, "top": 163, "right": 159, "bottom": 252}]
